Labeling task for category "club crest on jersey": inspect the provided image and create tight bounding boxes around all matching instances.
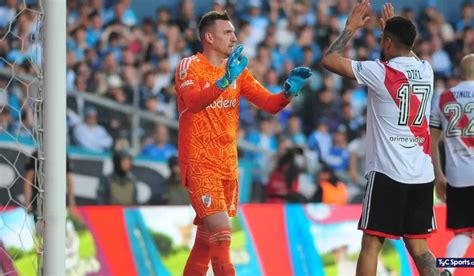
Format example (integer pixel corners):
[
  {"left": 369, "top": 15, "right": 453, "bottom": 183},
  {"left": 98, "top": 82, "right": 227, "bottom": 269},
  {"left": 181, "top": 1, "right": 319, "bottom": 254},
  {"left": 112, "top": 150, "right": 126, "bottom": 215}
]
[
  {"left": 201, "top": 195, "right": 212, "bottom": 207},
  {"left": 179, "top": 68, "right": 187, "bottom": 80}
]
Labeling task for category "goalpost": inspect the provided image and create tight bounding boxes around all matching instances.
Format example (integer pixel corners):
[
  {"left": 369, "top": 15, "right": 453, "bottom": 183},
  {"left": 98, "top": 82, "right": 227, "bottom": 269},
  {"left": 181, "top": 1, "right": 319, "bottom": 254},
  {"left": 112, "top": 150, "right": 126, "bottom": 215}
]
[
  {"left": 0, "top": 0, "right": 65, "bottom": 274},
  {"left": 42, "top": 0, "right": 66, "bottom": 274}
]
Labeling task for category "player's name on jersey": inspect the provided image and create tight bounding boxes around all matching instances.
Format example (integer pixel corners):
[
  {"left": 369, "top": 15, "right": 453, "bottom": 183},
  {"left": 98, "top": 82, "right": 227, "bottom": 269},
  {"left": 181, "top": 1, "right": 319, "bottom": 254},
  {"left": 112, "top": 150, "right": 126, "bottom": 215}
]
[
  {"left": 450, "top": 90, "right": 474, "bottom": 98},
  {"left": 405, "top": 69, "right": 422, "bottom": 80}
]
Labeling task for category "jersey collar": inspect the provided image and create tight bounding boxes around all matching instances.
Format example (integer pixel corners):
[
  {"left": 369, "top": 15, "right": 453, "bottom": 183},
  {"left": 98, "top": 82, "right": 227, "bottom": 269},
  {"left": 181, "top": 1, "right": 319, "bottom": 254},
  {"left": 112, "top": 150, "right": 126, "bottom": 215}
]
[
  {"left": 388, "top": 56, "right": 417, "bottom": 63},
  {"left": 196, "top": 52, "right": 226, "bottom": 70}
]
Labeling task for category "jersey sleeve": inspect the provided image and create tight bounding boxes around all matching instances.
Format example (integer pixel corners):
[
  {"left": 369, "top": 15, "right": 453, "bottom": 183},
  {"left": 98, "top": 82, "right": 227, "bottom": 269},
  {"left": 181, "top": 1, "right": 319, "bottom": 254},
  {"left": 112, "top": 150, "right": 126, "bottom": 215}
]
[
  {"left": 351, "top": 60, "right": 385, "bottom": 91},
  {"left": 239, "top": 69, "right": 290, "bottom": 114},
  {"left": 429, "top": 93, "right": 442, "bottom": 129},
  {"left": 175, "top": 58, "right": 224, "bottom": 113}
]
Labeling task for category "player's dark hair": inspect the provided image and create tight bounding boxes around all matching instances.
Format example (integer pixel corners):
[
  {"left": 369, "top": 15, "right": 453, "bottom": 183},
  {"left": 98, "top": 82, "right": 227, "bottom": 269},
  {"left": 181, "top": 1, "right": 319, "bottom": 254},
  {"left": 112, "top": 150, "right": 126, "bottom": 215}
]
[
  {"left": 198, "top": 10, "right": 231, "bottom": 40},
  {"left": 383, "top": 16, "right": 417, "bottom": 50}
]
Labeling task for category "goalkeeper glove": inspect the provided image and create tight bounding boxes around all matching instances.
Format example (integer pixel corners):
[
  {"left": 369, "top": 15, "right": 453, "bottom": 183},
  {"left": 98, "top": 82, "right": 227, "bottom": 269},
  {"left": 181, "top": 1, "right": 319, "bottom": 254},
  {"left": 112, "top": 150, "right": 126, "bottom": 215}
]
[
  {"left": 283, "top": 67, "right": 312, "bottom": 97},
  {"left": 216, "top": 44, "right": 248, "bottom": 90}
]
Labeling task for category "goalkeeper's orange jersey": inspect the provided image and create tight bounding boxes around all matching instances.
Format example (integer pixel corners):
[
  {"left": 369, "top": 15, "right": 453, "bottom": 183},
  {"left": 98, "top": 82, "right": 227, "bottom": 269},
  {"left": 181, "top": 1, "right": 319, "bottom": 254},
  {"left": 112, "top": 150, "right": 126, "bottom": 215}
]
[{"left": 175, "top": 52, "right": 290, "bottom": 183}]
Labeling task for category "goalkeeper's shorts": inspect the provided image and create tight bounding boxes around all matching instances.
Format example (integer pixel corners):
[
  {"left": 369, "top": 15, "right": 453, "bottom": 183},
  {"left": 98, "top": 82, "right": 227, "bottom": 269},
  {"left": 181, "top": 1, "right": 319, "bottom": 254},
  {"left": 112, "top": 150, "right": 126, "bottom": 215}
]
[{"left": 185, "top": 173, "right": 239, "bottom": 225}]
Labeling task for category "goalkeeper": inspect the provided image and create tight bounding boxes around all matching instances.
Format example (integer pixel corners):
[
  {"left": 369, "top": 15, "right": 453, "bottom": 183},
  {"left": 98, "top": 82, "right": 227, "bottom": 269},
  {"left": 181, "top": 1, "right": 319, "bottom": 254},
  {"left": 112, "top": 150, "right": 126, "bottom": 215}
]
[{"left": 175, "top": 10, "right": 311, "bottom": 276}]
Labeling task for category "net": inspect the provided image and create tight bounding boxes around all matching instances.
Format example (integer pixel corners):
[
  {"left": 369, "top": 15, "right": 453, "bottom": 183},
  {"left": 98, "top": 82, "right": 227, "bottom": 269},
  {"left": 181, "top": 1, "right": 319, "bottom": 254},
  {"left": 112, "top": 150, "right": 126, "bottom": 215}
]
[{"left": 0, "top": 0, "right": 44, "bottom": 275}]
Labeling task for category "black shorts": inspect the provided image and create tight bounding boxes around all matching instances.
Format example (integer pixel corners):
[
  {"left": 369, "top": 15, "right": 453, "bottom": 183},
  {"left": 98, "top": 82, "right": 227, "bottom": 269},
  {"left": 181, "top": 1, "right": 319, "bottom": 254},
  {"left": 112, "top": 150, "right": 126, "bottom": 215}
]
[
  {"left": 446, "top": 183, "right": 474, "bottom": 233},
  {"left": 358, "top": 171, "right": 436, "bottom": 239}
]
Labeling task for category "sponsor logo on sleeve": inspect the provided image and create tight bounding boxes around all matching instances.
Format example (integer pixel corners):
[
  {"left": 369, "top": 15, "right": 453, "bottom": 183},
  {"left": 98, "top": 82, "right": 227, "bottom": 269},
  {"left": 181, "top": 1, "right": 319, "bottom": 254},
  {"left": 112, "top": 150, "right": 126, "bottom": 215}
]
[
  {"left": 179, "top": 69, "right": 187, "bottom": 80},
  {"left": 179, "top": 79, "right": 194, "bottom": 89}
]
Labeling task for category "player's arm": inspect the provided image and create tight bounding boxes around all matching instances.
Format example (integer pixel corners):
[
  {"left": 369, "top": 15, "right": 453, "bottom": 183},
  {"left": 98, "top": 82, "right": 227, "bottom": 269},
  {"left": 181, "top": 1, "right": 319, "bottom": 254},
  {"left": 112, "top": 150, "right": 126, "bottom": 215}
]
[
  {"left": 177, "top": 66, "right": 225, "bottom": 113},
  {"left": 430, "top": 127, "right": 447, "bottom": 202},
  {"left": 240, "top": 67, "right": 311, "bottom": 114},
  {"left": 178, "top": 45, "right": 247, "bottom": 113},
  {"left": 321, "top": 0, "right": 371, "bottom": 79},
  {"left": 429, "top": 95, "right": 448, "bottom": 202},
  {"left": 240, "top": 71, "right": 290, "bottom": 114}
]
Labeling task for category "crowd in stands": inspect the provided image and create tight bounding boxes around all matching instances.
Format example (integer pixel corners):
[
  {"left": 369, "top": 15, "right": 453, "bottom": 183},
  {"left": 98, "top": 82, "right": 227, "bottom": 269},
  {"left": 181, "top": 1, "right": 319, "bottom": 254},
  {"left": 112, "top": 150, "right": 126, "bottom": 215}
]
[{"left": 1, "top": 0, "right": 473, "bottom": 204}]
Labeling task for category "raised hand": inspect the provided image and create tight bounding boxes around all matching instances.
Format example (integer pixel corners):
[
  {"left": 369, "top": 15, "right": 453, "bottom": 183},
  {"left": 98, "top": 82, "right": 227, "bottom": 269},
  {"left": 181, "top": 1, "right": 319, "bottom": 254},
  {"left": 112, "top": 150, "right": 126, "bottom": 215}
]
[
  {"left": 379, "top": 2, "right": 395, "bottom": 30},
  {"left": 216, "top": 44, "right": 248, "bottom": 90},
  {"left": 346, "top": 0, "right": 371, "bottom": 32},
  {"left": 284, "top": 67, "right": 312, "bottom": 97}
]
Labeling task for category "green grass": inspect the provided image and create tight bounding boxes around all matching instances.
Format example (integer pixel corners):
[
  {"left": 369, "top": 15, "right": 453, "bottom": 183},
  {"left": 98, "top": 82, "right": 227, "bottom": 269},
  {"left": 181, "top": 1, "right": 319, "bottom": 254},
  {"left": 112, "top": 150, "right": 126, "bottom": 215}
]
[
  {"left": 14, "top": 253, "right": 37, "bottom": 276},
  {"left": 78, "top": 231, "right": 96, "bottom": 258},
  {"left": 13, "top": 231, "right": 96, "bottom": 275},
  {"left": 231, "top": 230, "right": 245, "bottom": 250},
  {"left": 324, "top": 264, "right": 338, "bottom": 276},
  {"left": 380, "top": 245, "right": 401, "bottom": 274},
  {"left": 162, "top": 248, "right": 189, "bottom": 276}
]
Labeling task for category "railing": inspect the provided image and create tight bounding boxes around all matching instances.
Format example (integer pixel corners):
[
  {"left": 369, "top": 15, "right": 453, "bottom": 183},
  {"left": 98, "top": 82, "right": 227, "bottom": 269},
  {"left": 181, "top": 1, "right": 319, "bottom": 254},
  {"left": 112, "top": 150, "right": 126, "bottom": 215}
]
[{"left": 0, "top": 68, "right": 274, "bottom": 156}]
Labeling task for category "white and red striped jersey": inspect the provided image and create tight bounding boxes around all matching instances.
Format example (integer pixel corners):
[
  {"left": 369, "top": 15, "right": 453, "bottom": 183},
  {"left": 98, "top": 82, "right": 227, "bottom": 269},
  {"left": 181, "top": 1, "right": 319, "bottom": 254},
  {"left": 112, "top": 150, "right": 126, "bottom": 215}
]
[
  {"left": 430, "top": 81, "right": 474, "bottom": 187},
  {"left": 351, "top": 57, "right": 434, "bottom": 183}
]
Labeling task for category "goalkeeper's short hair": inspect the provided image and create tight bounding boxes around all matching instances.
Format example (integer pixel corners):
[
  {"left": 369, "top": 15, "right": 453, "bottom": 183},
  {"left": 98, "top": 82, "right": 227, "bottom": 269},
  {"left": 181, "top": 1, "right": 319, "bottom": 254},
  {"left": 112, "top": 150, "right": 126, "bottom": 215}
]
[{"left": 198, "top": 10, "right": 231, "bottom": 41}]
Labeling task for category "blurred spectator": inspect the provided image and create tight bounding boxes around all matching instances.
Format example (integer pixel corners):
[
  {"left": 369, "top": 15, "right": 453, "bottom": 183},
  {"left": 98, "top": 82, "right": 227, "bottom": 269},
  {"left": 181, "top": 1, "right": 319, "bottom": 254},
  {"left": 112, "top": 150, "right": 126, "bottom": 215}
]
[
  {"left": 162, "top": 156, "right": 189, "bottom": 205},
  {"left": 241, "top": 0, "right": 270, "bottom": 55},
  {"left": 446, "top": 27, "right": 474, "bottom": 65},
  {"left": 431, "top": 35, "right": 452, "bottom": 77},
  {"left": 98, "top": 150, "right": 138, "bottom": 205},
  {"left": 0, "top": 0, "right": 16, "bottom": 28},
  {"left": 175, "top": 0, "right": 197, "bottom": 32},
  {"left": 324, "top": 128, "right": 350, "bottom": 175},
  {"left": 340, "top": 102, "right": 364, "bottom": 142},
  {"left": 94, "top": 75, "right": 131, "bottom": 141},
  {"left": 285, "top": 114, "right": 306, "bottom": 147},
  {"left": 348, "top": 125, "right": 367, "bottom": 188},
  {"left": 0, "top": 106, "right": 13, "bottom": 133},
  {"left": 302, "top": 87, "right": 339, "bottom": 134},
  {"left": 287, "top": 25, "right": 321, "bottom": 66},
  {"left": 312, "top": 164, "right": 348, "bottom": 205},
  {"left": 67, "top": 26, "right": 88, "bottom": 60},
  {"left": 264, "top": 68, "right": 283, "bottom": 94},
  {"left": 455, "top": 2, "right": 474, "bottom": 32},
  {"left": 266, "top": 147, "right": 307, "bottom": 203},
  {"left": 73, "top": 107, "right": 113, "bottom": 152},
  {"left": 104, "top": 0, "right": 137, "bottom": 27},
  {"left": 141, "top": 123, "right": 177, "bottom": 161},
  {"left": 24, "top": 152, "right": 76, "bottom": 222},
  {"left": 307, "top": 118, "right": 332, "bottom": 158}
]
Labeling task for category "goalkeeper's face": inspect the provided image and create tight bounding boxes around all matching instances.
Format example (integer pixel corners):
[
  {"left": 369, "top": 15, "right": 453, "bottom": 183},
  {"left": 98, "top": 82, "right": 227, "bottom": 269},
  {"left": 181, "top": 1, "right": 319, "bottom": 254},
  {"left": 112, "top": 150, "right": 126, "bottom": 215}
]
[{"left": 212, "top": 20, "right": 238, "bottom": 57}]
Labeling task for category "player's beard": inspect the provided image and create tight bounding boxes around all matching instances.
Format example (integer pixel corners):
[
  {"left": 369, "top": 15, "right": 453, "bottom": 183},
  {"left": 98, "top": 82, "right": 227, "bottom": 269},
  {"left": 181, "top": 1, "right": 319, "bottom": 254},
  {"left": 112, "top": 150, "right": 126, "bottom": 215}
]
[{"left": 380, "top": 49, "right": 387, "bottom": 62}]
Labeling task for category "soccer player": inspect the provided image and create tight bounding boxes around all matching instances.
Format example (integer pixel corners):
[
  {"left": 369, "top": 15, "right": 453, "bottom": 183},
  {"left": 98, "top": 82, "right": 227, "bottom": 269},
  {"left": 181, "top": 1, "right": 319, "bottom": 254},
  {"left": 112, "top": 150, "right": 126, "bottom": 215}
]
[
  {"left": 430, "top": 54, "right": 474, "bottom": 276},
  {"left": 174, "top": 11, "right": 311, "bottom": 276},
  {"left": 321, "top": 2, "right": 439, "bottom": 275}
]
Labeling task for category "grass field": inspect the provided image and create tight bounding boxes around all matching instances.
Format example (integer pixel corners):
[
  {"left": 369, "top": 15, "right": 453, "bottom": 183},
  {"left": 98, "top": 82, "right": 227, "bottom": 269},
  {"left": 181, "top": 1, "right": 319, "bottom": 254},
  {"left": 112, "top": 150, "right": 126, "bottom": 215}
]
[{"left": 13, "top": 230, "right": 96, "bottom": 275}]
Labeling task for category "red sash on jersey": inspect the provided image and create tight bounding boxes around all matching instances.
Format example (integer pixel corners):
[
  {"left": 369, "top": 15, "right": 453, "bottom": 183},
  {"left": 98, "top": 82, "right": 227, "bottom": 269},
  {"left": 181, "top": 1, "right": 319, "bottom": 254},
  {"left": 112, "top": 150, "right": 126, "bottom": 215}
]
[
  {"left": 383, "top": 64, "right": 431, "bottom": 155},
  {"left": 439, "top": 90, "right": 474, "bottom": 148}
]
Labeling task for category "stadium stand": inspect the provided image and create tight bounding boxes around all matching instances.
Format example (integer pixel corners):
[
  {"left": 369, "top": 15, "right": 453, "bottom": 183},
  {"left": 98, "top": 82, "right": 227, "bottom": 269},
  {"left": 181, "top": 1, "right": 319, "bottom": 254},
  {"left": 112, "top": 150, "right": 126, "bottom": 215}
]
[{"left": 1, "top": 0, "right": 473, "bottom": 203}]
